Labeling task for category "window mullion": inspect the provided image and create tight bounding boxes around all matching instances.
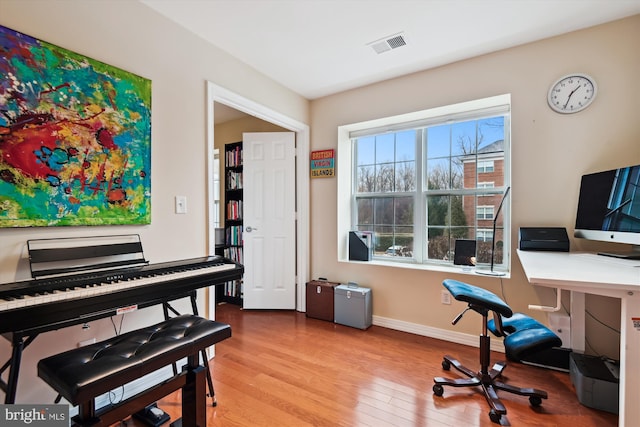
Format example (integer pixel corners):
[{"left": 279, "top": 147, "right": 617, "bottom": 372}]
[{"left": 414, "top": 129, "right": 425, "bottom": 262}]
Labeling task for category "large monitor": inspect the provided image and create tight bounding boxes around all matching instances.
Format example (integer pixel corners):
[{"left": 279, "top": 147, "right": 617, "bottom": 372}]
[{"left": 574, "top": 164, "right": 640, "bottom": 259}]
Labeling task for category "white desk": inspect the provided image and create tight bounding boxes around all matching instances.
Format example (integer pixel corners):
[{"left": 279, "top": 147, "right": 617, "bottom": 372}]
[{"left": 517, "top": 250, "right": 640, "bottom": 426}]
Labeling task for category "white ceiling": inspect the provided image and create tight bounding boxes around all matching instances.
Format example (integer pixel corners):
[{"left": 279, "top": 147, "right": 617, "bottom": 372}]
[{"left": 141, "top": 0, "right": 640, "bottom": 100}]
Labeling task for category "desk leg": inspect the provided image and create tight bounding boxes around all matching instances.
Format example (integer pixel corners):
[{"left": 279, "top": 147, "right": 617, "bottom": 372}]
[
  {"left": 619, "top": 292, "right": 640, "bottom": 427},
  {"left": 570, "top": 291, "right": 586, "bottom": 352}
]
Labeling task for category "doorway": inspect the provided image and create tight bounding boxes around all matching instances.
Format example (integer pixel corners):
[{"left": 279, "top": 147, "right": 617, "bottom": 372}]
[{"left": 206, "top": 82, "right": 309, "bottom": 313}]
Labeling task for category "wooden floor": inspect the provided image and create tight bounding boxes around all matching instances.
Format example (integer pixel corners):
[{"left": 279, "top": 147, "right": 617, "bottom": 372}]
[{"left": 119, "top": 303, "right": 617, "bottom": 427}]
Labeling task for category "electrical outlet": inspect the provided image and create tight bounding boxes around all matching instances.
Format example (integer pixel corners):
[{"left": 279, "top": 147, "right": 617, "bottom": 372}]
[{"left": 441, "top": 290, "right": 451, "bottom": 305}]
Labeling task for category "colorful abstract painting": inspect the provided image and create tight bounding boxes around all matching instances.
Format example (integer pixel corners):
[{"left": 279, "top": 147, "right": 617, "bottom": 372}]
[{"left": 0, "top": 25, "right": 151, "bottom": 227}]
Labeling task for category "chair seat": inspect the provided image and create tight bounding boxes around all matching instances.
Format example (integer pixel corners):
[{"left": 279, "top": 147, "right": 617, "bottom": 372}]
[{"left": 488, "top": 313, "right": 562, "bottom": 361}]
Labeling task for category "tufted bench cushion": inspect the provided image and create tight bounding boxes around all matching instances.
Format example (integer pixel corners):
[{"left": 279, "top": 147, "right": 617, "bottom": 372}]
[
  {"left": 487, "top": 313, "right": 562, "bottom": 362},
  {"left": 38, "top": 314, "right": 231, "bottom": 406}
]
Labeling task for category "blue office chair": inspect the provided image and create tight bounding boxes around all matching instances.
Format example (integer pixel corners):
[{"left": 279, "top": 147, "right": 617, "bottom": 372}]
[{"left": 432, "top": 279, "right": 560, "bottom": 424}]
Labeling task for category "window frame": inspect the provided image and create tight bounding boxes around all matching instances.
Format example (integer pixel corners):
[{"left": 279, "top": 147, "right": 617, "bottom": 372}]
[{"left": 337, "top": 94, "right": 511, "bottom": 275}]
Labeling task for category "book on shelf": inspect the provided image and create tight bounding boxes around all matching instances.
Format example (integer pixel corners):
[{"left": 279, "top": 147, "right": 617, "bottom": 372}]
[
  {"left": 227, "top": 171, "right": 243, "bottom": 190},
  {"left": 224, "top": 246, "right": 243, "bottom": 264},
  {"left": 223, "top": 279, "right": 242, "bottom": 298},
  {"left": 225, "top": 226, "right": 243, "bottom": 247},
  {"left": 226, "top": 200, "right": 243, "bottom": 220},
  {"left": 226, "top": 146, "right": 243, "bottom": 167}
]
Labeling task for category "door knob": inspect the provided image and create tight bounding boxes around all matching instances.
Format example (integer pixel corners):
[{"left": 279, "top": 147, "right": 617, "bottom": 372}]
[{"left": 245, "top": 226, "right": 257, "bottom": 232}]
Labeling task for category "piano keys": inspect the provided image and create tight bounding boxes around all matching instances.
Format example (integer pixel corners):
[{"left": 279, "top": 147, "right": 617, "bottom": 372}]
[{"left": 0, "top": 256, "right": 242, "bottom": 335}]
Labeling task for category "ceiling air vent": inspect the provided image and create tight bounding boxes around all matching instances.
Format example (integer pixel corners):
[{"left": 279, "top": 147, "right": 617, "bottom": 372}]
[{"left": 368, "top": 32, "right": 407, "bottom": 54}]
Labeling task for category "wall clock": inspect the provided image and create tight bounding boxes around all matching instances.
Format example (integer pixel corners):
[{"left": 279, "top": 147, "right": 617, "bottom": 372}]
[{"left": 547, "top": 73, "right": 597, "bottom": 114}]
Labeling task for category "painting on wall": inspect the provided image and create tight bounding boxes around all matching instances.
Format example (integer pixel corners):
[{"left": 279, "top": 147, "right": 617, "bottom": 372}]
[{"left": 0, "top": 25, "right": 151, "bottom": 227}]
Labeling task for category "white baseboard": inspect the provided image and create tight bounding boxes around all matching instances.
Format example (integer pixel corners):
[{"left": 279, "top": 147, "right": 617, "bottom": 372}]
[{"left": 372, "top": 315, "right": 506, "bottom": 353}]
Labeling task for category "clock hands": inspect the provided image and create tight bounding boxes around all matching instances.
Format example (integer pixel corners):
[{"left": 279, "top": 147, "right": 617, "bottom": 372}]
[{"left": 563, "top": 83, "right": 582, "bottom": 109}]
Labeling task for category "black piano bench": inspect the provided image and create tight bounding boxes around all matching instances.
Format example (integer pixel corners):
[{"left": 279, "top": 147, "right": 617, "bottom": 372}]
[{"left": 37, "top": 315, "right": 231, "bottom": 427}]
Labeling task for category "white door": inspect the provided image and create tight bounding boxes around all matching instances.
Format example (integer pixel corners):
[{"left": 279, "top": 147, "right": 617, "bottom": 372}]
[{"left": 242, "top": 132, "right": 296, "bottom": 309}]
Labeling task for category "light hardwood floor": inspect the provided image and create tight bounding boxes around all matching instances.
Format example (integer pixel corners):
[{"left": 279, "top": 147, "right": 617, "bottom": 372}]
[{"left": 120, "top": 303, "right": 617, "bottom": 427}]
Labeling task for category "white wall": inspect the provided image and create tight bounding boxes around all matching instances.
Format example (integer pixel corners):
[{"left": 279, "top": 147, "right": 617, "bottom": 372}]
[
  {"left": 0, "top": 0, "right": 308, "bottom": 404},
  {"left": 309, "top": 15, "right": 640, "bottom": 359}
]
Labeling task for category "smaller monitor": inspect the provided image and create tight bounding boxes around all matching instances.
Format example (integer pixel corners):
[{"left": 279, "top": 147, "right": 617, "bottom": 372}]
[
  {"left": 574, "top": 164, "right": 640, "bottom": 259},
  {"left": 348, "top": 231, "right": 372, "bottom": 261},
  {"left": 454, "top": 239, "right": 477, "bottom": 266}
]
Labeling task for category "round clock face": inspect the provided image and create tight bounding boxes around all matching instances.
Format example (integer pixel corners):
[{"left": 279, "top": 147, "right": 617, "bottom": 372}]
[{"left": 547, "top": 74, "right": 597, "bottom": 113}]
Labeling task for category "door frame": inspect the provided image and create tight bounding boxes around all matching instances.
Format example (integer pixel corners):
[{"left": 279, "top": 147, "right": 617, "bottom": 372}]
[{"left": 205, "top": 81, "right": 310, "bottom": 312}]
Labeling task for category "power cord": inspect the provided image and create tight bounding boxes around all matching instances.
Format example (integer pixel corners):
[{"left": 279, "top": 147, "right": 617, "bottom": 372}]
[
  {"left": 108, "top": 315, "right": 126, "bottom": 410},
  {"left": 499, "top": 277, "right": 508, "bottom": 304},
  {"left": 110, "top": 314, "right": 125, "bottom": 335},
  {"left": 586, "top": 309, "right": 620, "bottom": 334}
]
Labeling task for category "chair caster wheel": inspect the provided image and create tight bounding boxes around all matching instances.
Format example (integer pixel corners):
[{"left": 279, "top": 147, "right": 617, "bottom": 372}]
[
  {"left": 441, "top": 359, "right": 451, "bottom": 370},
  {"left": 433, "top": 384, "right": 444, "bottom": 396},
  {"left": 489, "top": 409, "right": 501, "bottom": 423},
  {"left": 529, "top": 396, "right": 542, "bottom": 406}
]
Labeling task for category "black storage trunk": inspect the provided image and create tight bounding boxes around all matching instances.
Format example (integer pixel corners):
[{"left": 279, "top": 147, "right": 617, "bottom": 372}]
[{"left": 305, "top": 280, "right": 339, "bottom": 321}]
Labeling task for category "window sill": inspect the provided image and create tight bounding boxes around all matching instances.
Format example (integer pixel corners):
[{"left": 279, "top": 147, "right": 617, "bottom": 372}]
[{"left": 338, "top": 257, "right": 510, "bottom": 278}]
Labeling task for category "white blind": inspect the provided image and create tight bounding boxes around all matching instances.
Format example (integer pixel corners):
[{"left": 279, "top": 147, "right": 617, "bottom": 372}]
[{"left": 348, "top": 94, "right": 511, "bottom": 139}]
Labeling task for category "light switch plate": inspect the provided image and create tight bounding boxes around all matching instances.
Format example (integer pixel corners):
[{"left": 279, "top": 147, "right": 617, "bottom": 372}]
[{"left": 175, "top": 196, "right": 187, "bottom": 214}]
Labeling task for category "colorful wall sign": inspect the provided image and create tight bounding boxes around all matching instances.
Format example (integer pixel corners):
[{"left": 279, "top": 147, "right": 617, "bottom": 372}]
[{"left": 310, "top": 149, "right": 335, "bottom": 178}]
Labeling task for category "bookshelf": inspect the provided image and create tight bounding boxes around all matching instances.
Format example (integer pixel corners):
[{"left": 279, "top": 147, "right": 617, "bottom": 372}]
[{"left": 219, "top": 141, "right": 244, "bottom": 305}]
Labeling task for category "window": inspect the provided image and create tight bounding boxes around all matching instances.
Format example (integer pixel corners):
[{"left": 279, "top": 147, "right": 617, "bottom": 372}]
[
  {"left": 478, "top": 160, "right": 495, "bottom": 173},
  {"left": 213, "top": 149, "right": 221, "bottom": 228},
  {"left": 477, "top": 206, "right": 494, "bottom": 220},
  {"left": 477, "top": 229, "right": 493, "bottom": 242},
  {"left": 338, "top": 95, "right": 511, "bottom": 273},
  {"left": 354, "top": 131, "right": 416, "bottom": 258}
]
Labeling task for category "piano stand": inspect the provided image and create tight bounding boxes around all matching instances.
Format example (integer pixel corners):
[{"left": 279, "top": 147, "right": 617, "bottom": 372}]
[
  {"left": 37, "top": 315, "right": 231, "bottom": 427},
  {"left": 1, "top": 333, "right": 38, "bottom": 403}
]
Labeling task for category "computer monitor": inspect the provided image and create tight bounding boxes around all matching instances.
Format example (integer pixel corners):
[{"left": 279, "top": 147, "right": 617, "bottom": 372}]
[{"left": 574, "top": 164, "right": 640, "bottom": 259}]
